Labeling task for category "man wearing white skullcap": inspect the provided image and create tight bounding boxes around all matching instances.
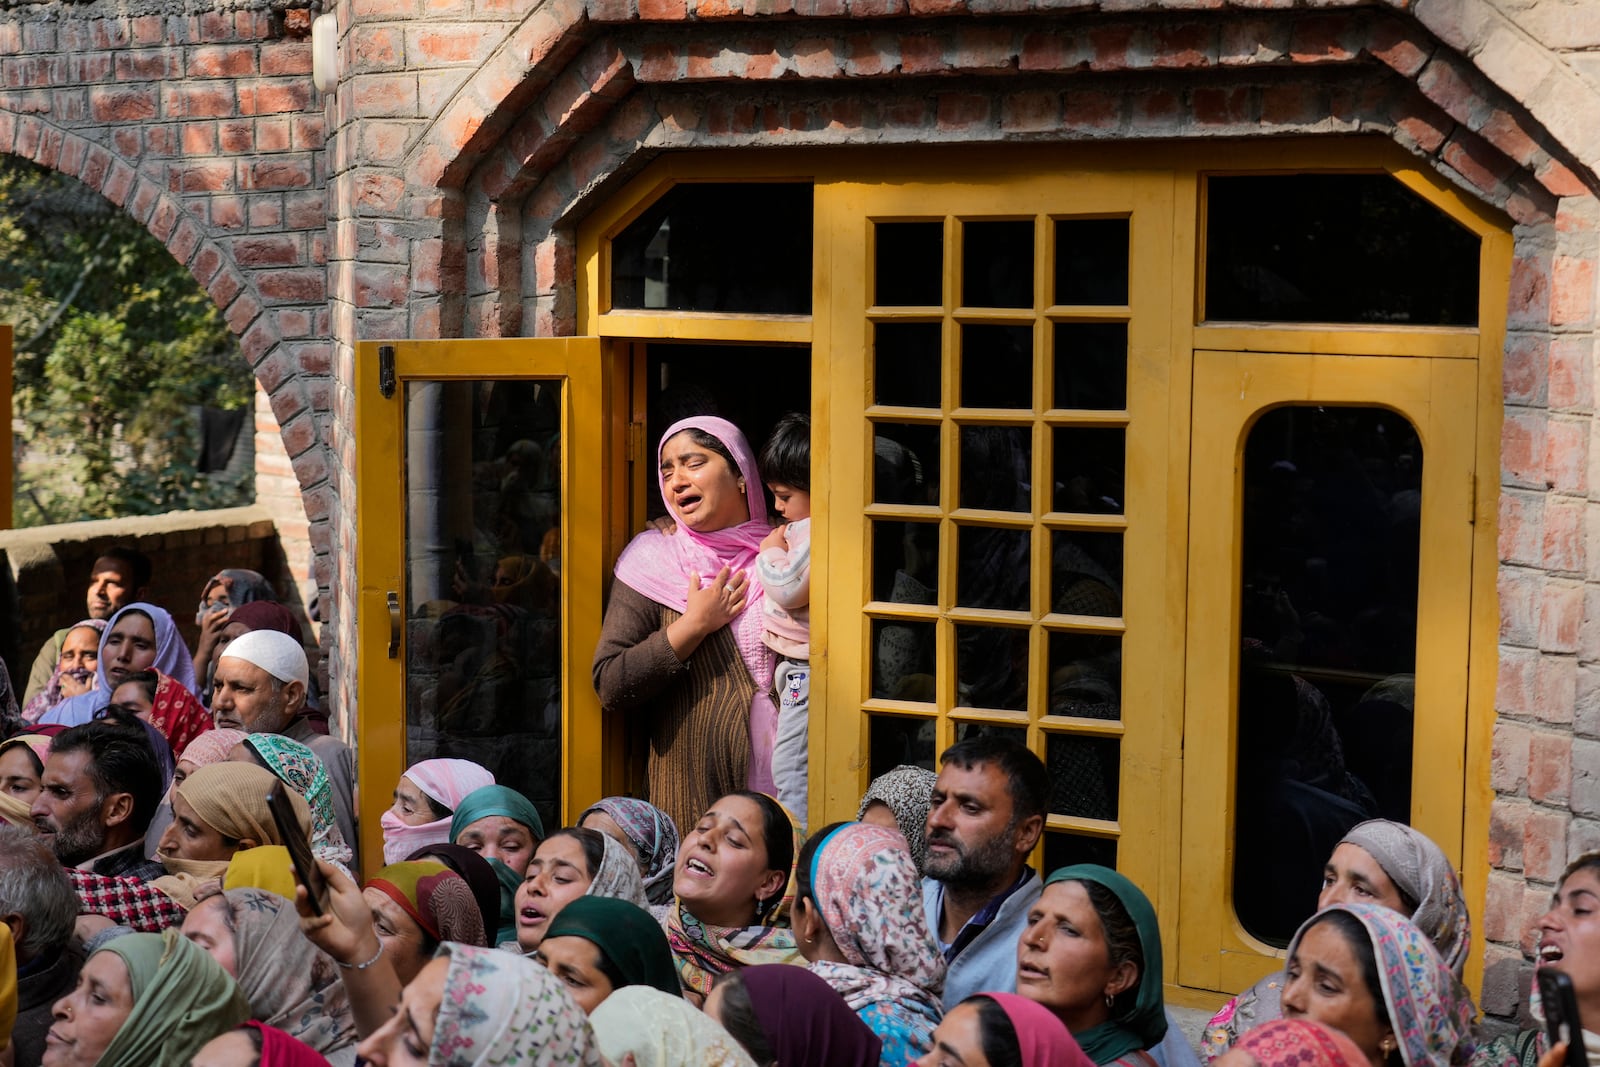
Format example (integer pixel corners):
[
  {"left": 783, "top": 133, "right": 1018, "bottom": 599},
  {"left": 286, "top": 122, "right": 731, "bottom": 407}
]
[{"left": 215, "top": 629, "right": 360, "bottom": 866}]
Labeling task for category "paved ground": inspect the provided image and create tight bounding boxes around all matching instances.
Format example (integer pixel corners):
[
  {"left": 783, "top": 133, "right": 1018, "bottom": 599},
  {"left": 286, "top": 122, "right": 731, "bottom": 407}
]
[{"left": 1171, "top": 1004, "right": 1212, "bottom": 1056}]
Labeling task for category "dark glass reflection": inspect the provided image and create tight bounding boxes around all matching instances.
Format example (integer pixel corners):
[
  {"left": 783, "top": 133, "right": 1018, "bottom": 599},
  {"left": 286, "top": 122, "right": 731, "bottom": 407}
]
[
  {"left": 873, "top": 520, "right": 940, "bottom": 604},
  {"left": 963, "top": 221, "right": 1034, "bottom": 309},
  {"left": 957, "top": 526, "right": 1030, "bottom": 612},
  {"left": 956, "top": 625, "right": 1028, "bottom": 711},
  {"left": 1233, "top": 405, "right": 1422, "bottom": 947},
  {"left": 955, "top": 722, "right": 1028, "bottom": 747},
  {"left": 1207, "top": 174, "right": 1479, "bottom": 325},
  {"left": 960, "top": 427, "right": 1031, "bottom": 512},
  {"left": 1055, "top": 218, "right": 1129, "bottom": 306},
  {"left": 961, "top": 325, "right": 1033, "bottom": 409},
  {"left": 877, "top": 222, "right": 944, "bottom": 307},
  {"left": 612, "top": 183, "right": 812, "bottom": 313},
  {"left": 404, "top": 380, "right": 564, "bottom": 832},
  {"left": 1047, "top": 733, "right": 1119, "bottom": 820},
  {"left": 874, "top": 423, "right": 941, "bottom": 506},
  {"left": 1044, "top": 832, "right": 1117, "bottom": 871},
  {"left": 1054, "top": 323, "right": 1128, "bottom": 410},
  {"left": 872, "top": 618, "right": 936, "bottom": 702},
  {"left": 870, "top": 714, "right": 937, "bottom": 778},
  {"left": 875, "top": 323, "right": 943, "bottom": 409},
  {"left": 1048, "top": 631, "right": 1121, "bottom": 720},
  {"left": 1052, "top": 428, "right": 1125, "bottom": 514},
  {"left": 1051, "top": 531, "right": 1123, "bottom": 618}
]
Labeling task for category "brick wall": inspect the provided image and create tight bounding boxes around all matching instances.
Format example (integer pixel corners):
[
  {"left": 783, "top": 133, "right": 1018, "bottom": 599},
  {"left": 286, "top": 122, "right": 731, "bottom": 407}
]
[{"left": 0, "top": 505, "right": 311, "bottom": 693}]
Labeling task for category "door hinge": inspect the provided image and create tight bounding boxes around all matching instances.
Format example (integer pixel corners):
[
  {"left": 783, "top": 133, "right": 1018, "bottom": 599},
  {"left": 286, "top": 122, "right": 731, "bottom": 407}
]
[
  {"left": 378, "top": 345, "right": 396, "bottom": 400},
  {"left": 627, "top": 420, "right": 647, "bottom": 462}
]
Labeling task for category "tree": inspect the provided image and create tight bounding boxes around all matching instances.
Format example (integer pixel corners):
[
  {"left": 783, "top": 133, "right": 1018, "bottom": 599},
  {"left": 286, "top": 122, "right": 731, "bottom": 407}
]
[{"left": 0, "top": 156, "right": 254, "bottom": 525}]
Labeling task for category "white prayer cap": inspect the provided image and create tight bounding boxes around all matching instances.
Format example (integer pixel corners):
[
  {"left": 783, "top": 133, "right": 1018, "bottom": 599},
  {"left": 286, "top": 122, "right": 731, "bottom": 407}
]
[{"left": 220, "top": 629, "right": 309, "bottom": 688}]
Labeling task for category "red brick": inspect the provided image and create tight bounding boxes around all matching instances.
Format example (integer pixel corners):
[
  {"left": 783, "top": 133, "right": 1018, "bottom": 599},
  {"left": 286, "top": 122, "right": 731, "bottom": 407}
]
[
  {"left": 1530, "top": 731, "right": 1573, "bottom": 805},
  {"left": 1537, "top": 159, "right": 1589, "bottom": 199},
  {"left": 1366, "top": 16, "right": 1432, "bottom": 78},
  {"left": 1500, "top": 568, "right": 1541, "bottom": 647},
  {"left": 89, "top": 87, "right": 158, "bottom": 122},
  {"left": 1288, "top": 14, "right": 1356, "bottom": 63},
  {"left": 181, "top": 123, "right": 218, "bottom": 155},
  {"left": 1552, "top": 256, "right": 1596, "bottom": 327},
  {"left": 241, "top": 81, "right": 312, "bottom": 115},
  {"left": 210, "top": 196, "right": 246, "bottom": 230},
  {"left": 249, "top": 199, "right": 284, "bottom": 229},
  {"left": 190, "top": 244, "right": 224, "bottom": 286},
  {"left": 351, "top": 75, "right": 416, "bottom": 117},
  {"left": 1063, "top": 88, "right": 1119, "bottom": 129},
  {"left": 1441, "top": 131, "right": 1515, "bottom": 197},
  {"left": 1087, "top": 25, "right": 1135, "bottom": 72},
  {"left": 1488, "top": 800, "right": 1524, "bottom": 870},
  {"left": 278, "top": 411, "right": 317, "bottom": 457},
  {"left": 101, "top": 160, "right": 134, "bottom": 207},
  {"left": 639, "top": 0, "right": 687, "bottom": 18},
  {"left": 233, "top": 235, "right": 301, "bottom": 267},
  {"left": 1549, "top": 338, "right": 1594, "bottom": 412},
  {"left": 1192, "top": 85, "right": 1250, "bottom": 126},
  {"left": 163, "top": 84, "right": 236, "bottom": 118},
  {"left": 1499, "top": 490, "right": 1544, "bottom": 566},
  {"left": 1261, "top": 84, "right": 1319, "bottom": 125},
  {"left": 1508, "top": 254, "right": 1552, "bottom": 330},
  {"left": 637, "top": 43, "right": 680, "bottom": 82},
  {"left": 1482, "top": 871, "right": 1524, "bottom": 943},
  {"left": 1503, "top": 334, "right": 1549, "bottom": 406},
  {"left": 1544, "top": 497, "right": 1585, "bottom": 573},
  {"left": 1540, "top": 578, "right": 1583, "bottom": 653},
  {"left": 954, "top": 26, "right": 1015, "bottom": 73},
  {"left": 936, "top": 93, "right": 990, "bottom": 130},
  {"left": 188, "top": 45, "right": 258, "bottom": 78},
  {"left": 1416, "top": 54, "right": 1491, "bottom": 129},
  {"left": 261, "top": 43, "right": 314, "bottom": 77},
  {"left": 1152, "top": 22, "right": 1215, "bottom": 69},
  {"left": 1524, "top": 807, "right": 1569, "bottom": 882},
  {"left": 224, "top": 290, "right": 265, "bottom": 333},
  {"left": 413, "top": 27, "right": 497, "bottom": 64},
  {"left": 1001, "top": 90, "right": 1060, "bottom": 132},
  {"left": 1545, "top": 417, "right": 1588, "bottom": 495},
  {"left": 248, "top": 158, "right": 314, "bottom": 190},
  {"left": 174, "top": 161, "right": 235, "bottom": 194},
  {"left": 147, "top": 197, "right": 178, "bottom": 241},
  {"left": 900, "top": 34, "right": 948, "bottom": 75}
]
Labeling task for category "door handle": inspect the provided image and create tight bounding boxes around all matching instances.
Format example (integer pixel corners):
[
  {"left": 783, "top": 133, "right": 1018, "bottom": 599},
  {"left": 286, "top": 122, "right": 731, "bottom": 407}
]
[{"left": 387, "top": 591, "right": 401, "bottom": 658}]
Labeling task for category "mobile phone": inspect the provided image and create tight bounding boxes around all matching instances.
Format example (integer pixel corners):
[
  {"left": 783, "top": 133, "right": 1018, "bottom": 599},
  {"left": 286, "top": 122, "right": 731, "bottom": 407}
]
[
  {"left": 1539, "top": 968, "right": 1589, "bottom": 1067},
  {"left": 266, "top": 781, "right": 327, "bottom": 916}
]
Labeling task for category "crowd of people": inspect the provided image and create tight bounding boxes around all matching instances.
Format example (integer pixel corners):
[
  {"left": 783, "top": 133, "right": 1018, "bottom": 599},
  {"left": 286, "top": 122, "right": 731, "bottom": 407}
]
[{"left": 0, "top": 415, "right": 1588, "bottom": 1067}]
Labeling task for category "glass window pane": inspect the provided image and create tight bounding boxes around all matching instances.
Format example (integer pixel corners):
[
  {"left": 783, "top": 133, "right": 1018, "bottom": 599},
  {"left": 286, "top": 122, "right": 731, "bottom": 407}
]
[
  {"left": 404, "top": 380, "right": 564, "bottom": 834},
  {"left": 1232, "top": 405, "right": 1421, "bottom": 947},
  {"left": 963, "top": 220, "right": 1034, "bottom": 309},
  {"left": 955, "top": 722, "right": 1028, "bottom": 747},
  {"left": 1046, "top": 733, "right": 1119, "bottom": 820},
  {"left": 870, "top": 714, "right": 937, "bottom": 779},
  {"left": 1053, "top": 323, "right": 1127, "bottom": 410},
  {"left": 873, "top": 520, "right": 940, "bottom": 604},
  {"left": 872, "top": 618, "right": 936, "bottom": 702},
  {"left": 874, "top": 323, "right": 943, "bottom": 409},
  {"left": 960, "top": 426, "right": 1031, "bottom": 512},
  {"left": 874, "top": 423, "right": 941, "bottom": 505},
  {"left": 1054, "top": 218, "right": 1129, "bottom": 306},
  {"left": 1206, "top": 174, "right": 1479, "bottom": 325},
  {"left": 961, "top": 324, "right": 1033, "bottom": 409},
  {"left": 957, "top": 526, "right": 1030, "bottom": 612},
  {"left": 1051, "top": 531, "right": 1122, "bottom": 617},
  {"left": 1048, "top": 631, "right": 1121, "bottom": 720},
  {"left": 1052, "top": 428, "right": 1125, "bottom": 514},
  {"left": 1043, "top": 832, "right": 1117, "bottom": 872},
  {"left": 876, "top": 222, "right": 943, "bottom": 307},
  {"left": 956, "top": 625, "right": 1028, "bottom": 711}
]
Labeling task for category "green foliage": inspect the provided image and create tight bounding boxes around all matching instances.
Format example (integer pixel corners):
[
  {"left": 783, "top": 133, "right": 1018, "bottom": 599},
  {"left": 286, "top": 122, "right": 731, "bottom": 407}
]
[{"left": 1, "top": 156, "right": 255, "bottom": 525}]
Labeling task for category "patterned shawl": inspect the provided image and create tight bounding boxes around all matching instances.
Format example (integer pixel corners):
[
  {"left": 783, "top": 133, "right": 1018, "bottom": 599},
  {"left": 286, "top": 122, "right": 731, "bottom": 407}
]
[
  {"left": 1340, "top": 820, "right": 1471, "bottom": 977},
  {"left": 1285, "top": 904, "right": 1477, "bottom": 1067},
  {"left": 430, "top": 943, "right": 601, "bottom": 1066},
  {"left": 806, "top": 823, "right": 944, "bottom": 1057},
  {"left": 1232, "top": 1020, "right": 1371, "bottom": 1067},
  {"left": 662, "top": 795, "right": 804, "bottom": 998},
  {"left": 856, "top": 765, "right": 937, "bottom": 873},
  {"left": 21, "top": 619, "right": 105, "bottom": 723},
  {"left": 222, "top": 888, "right": 357, "bottom": 1064},
  {"left": 241, "top": 734, "right": 353, "bottom": 867},
  {"left": 179, "top": 729, "right": 250, "bottom": 770},
  {"left": 590, "top": 986, "right": 755, "bottom": 1066},
  {"left": 588, "top": 832, "right": 649, "bottom": 907},
  {"left": 149, "top": 671, "right": 213, "bottom": 755},
  {"left": 365, "top": 861, "right": 487, "bottom": 947},
  {"left": 580, "top": 797, "right": 681, "bottom": 906}
]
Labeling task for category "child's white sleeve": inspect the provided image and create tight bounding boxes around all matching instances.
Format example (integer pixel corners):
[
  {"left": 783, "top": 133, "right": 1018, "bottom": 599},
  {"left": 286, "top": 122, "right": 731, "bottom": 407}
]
[{"left": 756, "top": 538, "right": 811, "bottom": 610}]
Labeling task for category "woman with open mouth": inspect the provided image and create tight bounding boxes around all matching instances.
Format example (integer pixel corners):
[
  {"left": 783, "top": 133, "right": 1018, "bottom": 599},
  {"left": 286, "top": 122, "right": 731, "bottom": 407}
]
[
  {"left": 662, "top": 791, "right": 802, "bottom": 1006},
  {"left": 593, "top": 416, "right": 777, "bottom": 837},
  {"left": 511, "top": 826, "right": 646, "bottom": 954}
]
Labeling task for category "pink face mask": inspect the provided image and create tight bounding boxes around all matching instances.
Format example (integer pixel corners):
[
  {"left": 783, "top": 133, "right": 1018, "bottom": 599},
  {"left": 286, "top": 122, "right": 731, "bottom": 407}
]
[{"left": 379, "top": 808, "right": 454, "bottom": 865}]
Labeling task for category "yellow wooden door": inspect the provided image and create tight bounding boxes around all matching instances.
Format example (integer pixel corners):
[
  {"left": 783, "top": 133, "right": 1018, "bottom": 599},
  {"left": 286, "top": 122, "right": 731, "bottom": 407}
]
[
  {"left": 1177, "top": 349, "right": 1477, "bottom": 992},
  {"left": 355, "top": 338, "right": 608, "bottom": 874},
  {"left": 813, "top": 168, "right": 1184, "bottom": 911}
]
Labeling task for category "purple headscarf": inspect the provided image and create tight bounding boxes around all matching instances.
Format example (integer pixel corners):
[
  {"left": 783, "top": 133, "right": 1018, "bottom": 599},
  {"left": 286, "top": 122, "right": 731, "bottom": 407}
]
[
  {"left": 741, "top": 964, "right": 882, "bottom": 1067},
  {"left": 41, "top": 604, "right": 198, "bottom": 728},
  {"left": 20, "top": 620, "right": 107, "bottom": 725}
]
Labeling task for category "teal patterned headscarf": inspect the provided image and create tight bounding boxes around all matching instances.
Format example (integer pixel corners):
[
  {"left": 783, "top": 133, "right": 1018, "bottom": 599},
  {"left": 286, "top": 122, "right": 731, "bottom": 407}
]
[
  {"left": 240, "top": 734, "right": 352, "bottom": 867},
  {"left": 1044, "top": 865, "right": 1169, "bottom": 1064}
]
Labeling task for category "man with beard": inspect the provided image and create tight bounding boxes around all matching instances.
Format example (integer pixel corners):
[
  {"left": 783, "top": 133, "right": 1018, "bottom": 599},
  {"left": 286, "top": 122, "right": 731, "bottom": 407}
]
[
  {"left": 920, "top": 735, "right": 1047, "bottom": 1008},
  {"left": 0, "top": 822, "right": 84, "bottom": 1067},
  {"left": 30, "top": 716, "right": 165, "bottom": 881}
]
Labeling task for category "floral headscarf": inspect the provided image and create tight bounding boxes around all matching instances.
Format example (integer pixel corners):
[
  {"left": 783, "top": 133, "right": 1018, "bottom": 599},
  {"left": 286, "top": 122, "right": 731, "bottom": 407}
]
[
  {"left": 180, "top": 728, "right": 250, "bottom": 770},
  {"left": 197, "top": 570, "right": 276, "bottom": 624},
  {"left": 240, "top": 734, "right": 353, "bottom": 868},
  {"left": 806, "top": 823, "right": 944, "bottom": 1060},
  {"left": 21, "top": 619, "right": 106, "bottom": 723},
  {"left": 1232, "top": 1020, "right": 1370, "bottom": 1067},
  {"left": 149, "top": 671, "right": 213, "bottom": 755},
  {"left": 589, "top": 986, "right": 754, "bottom": 1066},
  {"left": 364, "top": 862, "right": 487, "bottom": 947},
  {"left": 1285, "top": 904, "right": 1477, "bottom": 1067},
  {"left": 579, "top": 797, "right": 681, "bottom": 906},
  {"left": 216, "top": 889, "right": 357, "bottom": 1063},
  {"left": 855, "top": 765, "right": 937, "bottom": 873},
  {"left": 587, "top": 831, "right": 649, "bottom": 907},
  {"left": 430, "top": 942, "right": 601, "bottom": 1066}
]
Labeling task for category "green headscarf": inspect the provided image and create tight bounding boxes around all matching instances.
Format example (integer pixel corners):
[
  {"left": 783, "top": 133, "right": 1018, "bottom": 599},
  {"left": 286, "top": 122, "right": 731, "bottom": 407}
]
[
  {"left": 1044, "top": 864, "right": 1168, "bottom": 1065},
  {"left": 449, "top": 784, "right": 547, "bottom": 843},
  {"left": 487, "top": 855, "right": 522, "bottom": 947},
  {"left": 92, "top": 929, "right": 251, "bottom": 1067},
  {"left": 543, "top": 896, "right": 683, "bottom": 999}
]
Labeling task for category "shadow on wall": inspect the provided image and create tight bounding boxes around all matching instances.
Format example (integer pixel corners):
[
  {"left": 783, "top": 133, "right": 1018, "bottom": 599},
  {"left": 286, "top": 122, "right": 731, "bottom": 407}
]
[{"left": 0, "top": 505, "right": 313, "bottom": 694}]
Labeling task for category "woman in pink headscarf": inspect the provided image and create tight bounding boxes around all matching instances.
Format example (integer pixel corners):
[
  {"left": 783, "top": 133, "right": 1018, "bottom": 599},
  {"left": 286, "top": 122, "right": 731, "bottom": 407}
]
[
  {"left": 379, "top": 757, "right": 496, "bottom": 864},
  {"left": 592, "top": 416, "right": 776, "bottom": 836}
]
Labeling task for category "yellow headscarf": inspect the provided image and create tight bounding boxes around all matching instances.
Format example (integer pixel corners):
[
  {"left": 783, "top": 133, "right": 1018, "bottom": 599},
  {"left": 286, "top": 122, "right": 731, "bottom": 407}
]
[{"left": 223, "top": 846, "right": 297, "bottom": 901}]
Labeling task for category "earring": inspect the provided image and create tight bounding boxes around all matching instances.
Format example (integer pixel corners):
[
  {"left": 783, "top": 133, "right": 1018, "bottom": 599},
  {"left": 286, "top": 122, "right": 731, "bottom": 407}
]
[
  {"left": 1104, "top": 993, "right": 1114, "bottom": 1009},
  {"left": 1380, "top": 1039, "right": 1396, "bottom": 1057}
]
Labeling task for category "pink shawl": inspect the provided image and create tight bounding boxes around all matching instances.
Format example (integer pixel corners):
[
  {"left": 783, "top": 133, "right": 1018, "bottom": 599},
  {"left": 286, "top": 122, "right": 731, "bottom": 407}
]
[
  {"left": 988, "top": 993, "right": 1096, "bottom": 1067},
  {"left": 613, "top": 416, "right": 778, "bottom": 793}
]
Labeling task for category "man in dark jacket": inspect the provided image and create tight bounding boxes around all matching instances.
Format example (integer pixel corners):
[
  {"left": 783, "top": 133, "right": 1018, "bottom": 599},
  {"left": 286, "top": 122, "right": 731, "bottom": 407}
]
[{"left": 0, "top": 823, "right": 83, "bottom": 1067}]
